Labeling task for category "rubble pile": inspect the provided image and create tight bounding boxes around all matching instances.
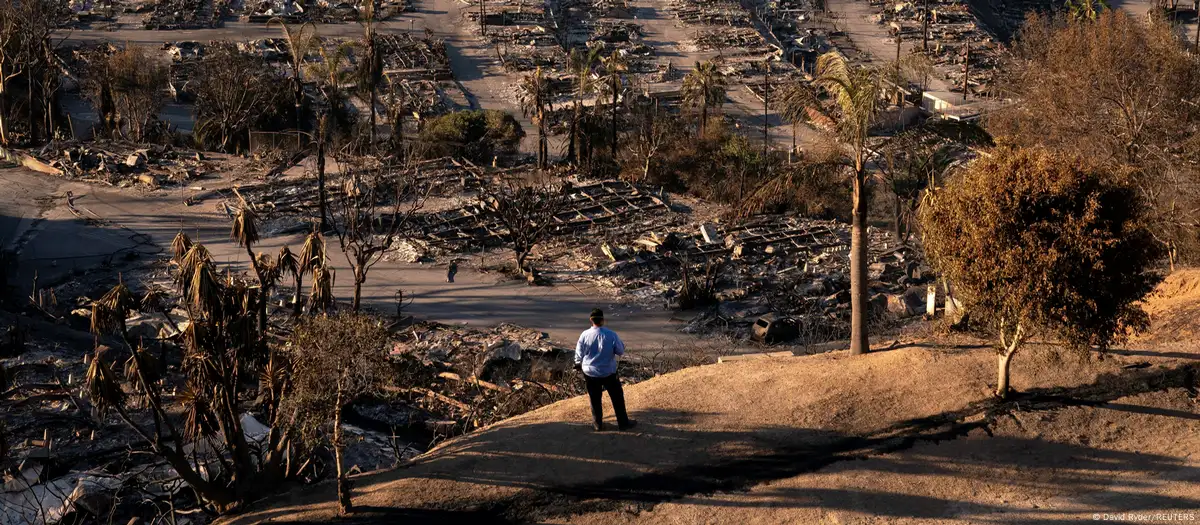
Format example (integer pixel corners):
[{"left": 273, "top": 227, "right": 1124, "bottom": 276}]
[
  {"left": 670, "top": 0, "right": 751, "bottom": 26},
  {"left": 760, "top": 0, "right": 835, "bottom": 69},
  {"left": 414, "top": 180, "right": 669, "bottom": 250},
  {"left": 692, "top": 27, "right": 768, "bottom": 53},
  {"left": 244, "top": 0, "right": 309, "bottom": 22},
  {"left": 580, "top": 215, "right": 932, "bottom": 342},
  {"left": 31, "top": 141, "right": 211, "bottom": 186},
  {"left": 873, "top": 0, "right": 1002, "bottom": 95},
  {"left": 381, "top": 320, "right": 701, "bottom": 435},
  {"left": 378, "top": 33, "right": 453, "bottom": 79},
  {"left": 142, "top": 0, "right": 228, "bottom": 29},
  {"left": 231, "top": 158, "right": 480, "bottom": 234}
]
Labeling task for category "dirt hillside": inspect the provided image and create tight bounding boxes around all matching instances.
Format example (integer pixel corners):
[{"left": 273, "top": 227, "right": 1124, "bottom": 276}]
[
  {"left": 223, "top": 291, "right": 1200, "bottom": 525},
  {"left": 1138, "top": 268, "right": 1200, "bottom": 345}
]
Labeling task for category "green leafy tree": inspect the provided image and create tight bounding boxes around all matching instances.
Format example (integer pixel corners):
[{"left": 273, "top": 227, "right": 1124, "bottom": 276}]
[
  {"left": 418, "top": 109, "right": 524, "bottom": 163},
  {"left": 919, "top": 147, "right": 1163, "bottom": 399}
]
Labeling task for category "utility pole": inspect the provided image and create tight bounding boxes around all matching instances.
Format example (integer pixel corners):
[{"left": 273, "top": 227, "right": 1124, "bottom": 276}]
[
  {"left": 962, "top": 42, "right": 970, "bottom": 102},
  {"left": 895, "top": 33, "right": 904, "bottom": 107},
  {"left": 922, "top": 0, "right": 930, "bottom": 53},
  {"left": 480, "top": 0, "right": 486, "bottom": 36},
  {"left": 763, "top": 60, "right": 770, "bottom": 160}
]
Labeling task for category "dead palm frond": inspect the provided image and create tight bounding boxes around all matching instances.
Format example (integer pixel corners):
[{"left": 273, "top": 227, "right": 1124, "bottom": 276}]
[
  {"left": 91, "top": 281, "right": 135, "bottom": 336},
  {"left": 170, "top": 232, "right": 193, "bottom": 265},
  {"left": 85, "top": 346, "right": 126, "bottom": 415},
  {"left": 178, "top": 381, "right": 218, "bottom": 441},
  {"left": 177, "top": 244, "right": 214, "bottom": 297},
  {"left": 124, "top": 344, "right": 160, "bottom": 390},
  {"left": 310, "top": 264, "right": 335, "bottom": 313},
  {"left": 231, "top": 206, "right": 261, "bottom": 249},
  {"left": 299, "top": 231, "right": 326, "bottom": 274},
  {"left": 277, "top": 246, "right": 299, "bottom": 278},
  {"left": 188, "top": 263, "right": 223, "bottom": 317}
]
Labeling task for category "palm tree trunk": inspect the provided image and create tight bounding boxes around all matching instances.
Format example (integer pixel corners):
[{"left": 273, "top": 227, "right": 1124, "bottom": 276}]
[
  {"left": 369, "top": 86, "right": 377, "bottom": 149},
  {"left": 699, "top": 104, "right": 708, "bottom": 138},
  {"left": 293, "top": 273, "right": 304, "bottom": 316},
  {"left": 317, "top": 122, "right": 330, "bottom": 232},
  {"left": 849, "top": 170, "right": 870, "bottom": 355}
]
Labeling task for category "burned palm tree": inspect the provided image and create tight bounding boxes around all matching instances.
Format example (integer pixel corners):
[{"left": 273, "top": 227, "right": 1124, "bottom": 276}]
[
  {"left": 91, "top": 280, "right": 135, "bottom": 343},
  {"left": 170, "top": 231, "right": 193, "bottom": 264},
  {"left": 277, "top": 245, "right": 302, "bottom": 315},
  {"left": 309, "top": 262, "right": 336, "bottom": 313},
  {"left": 231, "top": 197, "right": 276, "bottom": 335}
]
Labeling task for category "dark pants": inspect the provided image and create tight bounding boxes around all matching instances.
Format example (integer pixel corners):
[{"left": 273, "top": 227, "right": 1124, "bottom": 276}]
[{"left": 584, "top": 372, "right": 629, "bottom": 428}]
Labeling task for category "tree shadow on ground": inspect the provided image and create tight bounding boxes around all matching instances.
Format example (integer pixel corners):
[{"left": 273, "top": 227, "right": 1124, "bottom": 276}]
[{"left": 247, "top": 361, "right": 1200, "bottom": 524}]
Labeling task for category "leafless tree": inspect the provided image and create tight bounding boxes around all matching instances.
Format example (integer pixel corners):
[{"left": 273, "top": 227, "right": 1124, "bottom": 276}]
[
  {"left": 625, "top": 95, "right": 671, "bottom": 182},
  {"left": 477, "top": 175, "right": 571, "bottom": 281},
  {"left": 331, "top": 163, "right": 427, "bottom": 310},
  {"left": 0, "top": 0, "right": 62, "bottom": 144},
  {"left": 192, "top": 43, "right": 290, "bottom": 152},
  {"left": 82, "top": 45, "right": 170, "bottom": 142}
]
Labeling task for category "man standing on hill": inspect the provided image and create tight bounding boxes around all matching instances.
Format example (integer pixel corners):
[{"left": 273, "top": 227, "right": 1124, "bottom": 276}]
[{"left": 575, "top": 308, "right": 637, "bottom": 432}]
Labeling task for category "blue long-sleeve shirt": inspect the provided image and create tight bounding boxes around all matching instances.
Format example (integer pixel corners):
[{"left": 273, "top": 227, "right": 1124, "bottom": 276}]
[{"left": 575, "top": 326, "right": 625, "bottom": 377}]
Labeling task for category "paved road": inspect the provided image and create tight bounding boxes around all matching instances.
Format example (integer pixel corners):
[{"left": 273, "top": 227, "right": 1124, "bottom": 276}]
[{"left": 0, "top": 165, "right": 704, "bottom": 350}]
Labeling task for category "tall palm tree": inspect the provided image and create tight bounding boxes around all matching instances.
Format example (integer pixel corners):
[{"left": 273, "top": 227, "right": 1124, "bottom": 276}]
[
  {"left": 762, "top": 51, "right": 928, "bottom": 356},
  {"left": 567, "top": 46, "right": 602, "bottom": 165},
  {"left": 308, "top": 41, "right": 355, "bottom": 232},
  {"left": 681, "top": 59, "right": 727, "bottom": 138},
  {"left": 270, "top": 19, "right": 317, "bottom": 143},
  {"left": 518, "top": 66, "right": 553, "bottom": 169},
  {"left": 357, "top": 1, "right": 384, "bottom": 149},
  {"left": 599, "top": 52, "right": 628, "bottom": 160}
]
